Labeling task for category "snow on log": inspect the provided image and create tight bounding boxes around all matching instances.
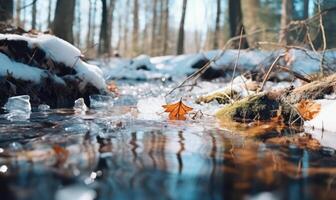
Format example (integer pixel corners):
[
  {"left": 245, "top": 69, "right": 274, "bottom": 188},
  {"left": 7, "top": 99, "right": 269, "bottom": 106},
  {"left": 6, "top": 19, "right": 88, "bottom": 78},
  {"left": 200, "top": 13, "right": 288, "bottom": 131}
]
[{"left": 0, "top": 33, "right": 107, "bottom": 108}]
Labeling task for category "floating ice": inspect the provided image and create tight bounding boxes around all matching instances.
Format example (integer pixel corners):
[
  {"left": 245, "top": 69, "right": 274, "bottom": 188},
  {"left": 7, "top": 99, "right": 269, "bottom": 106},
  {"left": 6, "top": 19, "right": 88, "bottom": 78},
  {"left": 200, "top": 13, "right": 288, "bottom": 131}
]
[
  {"left": 4, "top": 95, "right": 31, "bottom": 121},
  {"left": 38, "top": 104, "right": 50, "bottom": 111},
  {"left": 89, "top": 95, "right": 114, "bottom": 109},
  {"left": 74, "top": 98, "right": 88, "bottom": 111},
  {"left": 55, "top": 185, "right": 96, "bottom": 200},
  {"left": 113, "top": 95, "right": 137, "bottom": 106}
]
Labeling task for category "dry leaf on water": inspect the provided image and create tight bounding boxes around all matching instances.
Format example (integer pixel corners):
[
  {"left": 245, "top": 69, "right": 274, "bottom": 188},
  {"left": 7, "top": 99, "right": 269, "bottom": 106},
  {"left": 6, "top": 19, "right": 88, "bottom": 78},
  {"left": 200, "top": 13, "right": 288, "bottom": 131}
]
[
  {"left": 296, "top": 100, "right": 321, "bottom": 120},
  {"left": 53, "top": 145, "right": 69, "bottom": 165},
  {"left": 162, "top": 99, "right": 193, "bottom": 120}
]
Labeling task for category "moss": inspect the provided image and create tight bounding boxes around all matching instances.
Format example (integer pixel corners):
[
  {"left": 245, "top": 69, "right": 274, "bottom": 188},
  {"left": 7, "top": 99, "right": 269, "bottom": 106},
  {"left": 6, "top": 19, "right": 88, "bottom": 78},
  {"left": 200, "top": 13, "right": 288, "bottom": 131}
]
[
  {"left": 216, "top": 93, "right": 279, "bottom": 122},
  {"left": 216, "top": 92, "right": 303, "bottom": 124},
  {"left": 196, "top": 89, "right": 240, "bottom": 104}
]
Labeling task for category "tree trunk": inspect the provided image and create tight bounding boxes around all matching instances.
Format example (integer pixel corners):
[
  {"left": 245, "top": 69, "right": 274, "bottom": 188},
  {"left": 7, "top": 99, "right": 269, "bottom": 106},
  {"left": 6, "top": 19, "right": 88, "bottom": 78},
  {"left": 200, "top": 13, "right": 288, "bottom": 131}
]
[
  {"left": 158, "top": 0, "right": 164, "bottom": 54},
  {"left": 123, "top": 0, "right": 130, "bottom": 56},
  {"left": 213, "top": 0, "right": 221, "bottom": 49},
  {"left": 99, "top": 0, "right": 115, "bottom": 55},
  {"left": 162, "top": 0, "right": 169, "bottom": 55},
  {"left": 0, "top": 0, "right": 13, "bottom": 23},
  {"left": 86, "top": 0, "right": 92, "bottom": 49},
  {"left": 150, "top": 0, "right": 158, "bottom": 55},
  {"left": 228, "top": 0, "right": 248, "bottom": 48},
  {"left": 241, "top": 0, "right": 263, "bottom": 47},
  {"left": 303, "top": 0, "right": 309, "bottom": 19},
  {"left": 90, "top": 0, "right": 97, "bottom": 47},
  {"left": 279, "top": 0, "right": 292, "bottom": 45},
  {"left": 31, "top": 0, "right": 37, "bottom": 29},
  {"left": 53, "top": 0, "right": 75, "bottom": 43},
  {"left": 132, "top": 0, "right": 139, "bottom": 56},
  {"left": 15, "top": 0, "right": 21, "bottom": 27},
  {"left": 47, "top": 0, "right": 52, "bottom": 28},
  {"left": 176, "top": 0, "right": 187, "bottom": 55},
  {"left": 75, "top": 0, "right": 81, "bottom": 47}
]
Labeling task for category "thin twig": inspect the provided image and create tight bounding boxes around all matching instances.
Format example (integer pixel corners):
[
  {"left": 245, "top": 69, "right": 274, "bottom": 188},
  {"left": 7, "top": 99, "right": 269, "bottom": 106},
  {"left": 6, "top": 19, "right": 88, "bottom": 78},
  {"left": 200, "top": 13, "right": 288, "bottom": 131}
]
[
  {"left": 258, "top": 54, "right": 285, "bottom": 92},
  {"left": 278, "top": 65, "right": 311, "bottom": 83},
  {"left": 230, "top": 27, "right": 244, "bottom": 97},
  {"left": 318, "top": 1, "right": 327, "bottom": 75}
]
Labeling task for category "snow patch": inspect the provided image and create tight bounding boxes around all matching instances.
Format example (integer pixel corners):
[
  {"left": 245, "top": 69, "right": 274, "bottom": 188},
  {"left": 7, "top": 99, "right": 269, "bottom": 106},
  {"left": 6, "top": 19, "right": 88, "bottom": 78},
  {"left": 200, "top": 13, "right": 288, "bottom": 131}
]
[
  {"left": 304, "top": 100, "right": 336, "bottom": 133},
  {"left": 0, "top": 34, "right": 106, "bottom": 90}
]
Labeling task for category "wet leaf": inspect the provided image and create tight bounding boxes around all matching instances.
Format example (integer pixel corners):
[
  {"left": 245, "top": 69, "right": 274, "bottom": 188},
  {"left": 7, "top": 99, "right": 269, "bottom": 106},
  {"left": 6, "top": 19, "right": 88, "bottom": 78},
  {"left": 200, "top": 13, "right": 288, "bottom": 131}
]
[
  {"left": 296, "top": 100, "right": 321, "bottom": 120},
  {"left": 52, "top": 145, "right": 69, "bottom": 165},
  {"left": 162, "top": 99, "right": 193, "bottom": 120}
]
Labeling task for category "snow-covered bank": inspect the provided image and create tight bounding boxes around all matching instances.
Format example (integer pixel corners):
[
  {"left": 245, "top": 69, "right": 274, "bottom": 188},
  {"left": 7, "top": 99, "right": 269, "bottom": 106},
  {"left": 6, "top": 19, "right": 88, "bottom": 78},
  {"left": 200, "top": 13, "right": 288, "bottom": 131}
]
[
  {"left": 97, "top": 49, "right": 336, "bottom": 81},
  {"left": 0, "top": 33, "right": 107, "bottom": 108}
]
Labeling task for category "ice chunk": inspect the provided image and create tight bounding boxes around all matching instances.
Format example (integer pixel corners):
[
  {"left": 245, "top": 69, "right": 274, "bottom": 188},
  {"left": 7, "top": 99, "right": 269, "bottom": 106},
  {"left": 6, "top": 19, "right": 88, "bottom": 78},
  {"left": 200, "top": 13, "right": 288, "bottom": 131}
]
[
  {"left": 55, "top": 185, "right": 96, "bottom": 200},
  {"left": 89, "top": 95, "right": 113, "bottom": 109},
  {"left": 4, "top": 95, "right": 31, "bottom": 121},
  {"left": 38, "top": 104, "right": 50, "bottom": 111},
  {"left": 113, "top": 95, "right": 137, "bottom": 106},
  {"left": 74, "top": 98, "right": 88, "bottom": 111}
]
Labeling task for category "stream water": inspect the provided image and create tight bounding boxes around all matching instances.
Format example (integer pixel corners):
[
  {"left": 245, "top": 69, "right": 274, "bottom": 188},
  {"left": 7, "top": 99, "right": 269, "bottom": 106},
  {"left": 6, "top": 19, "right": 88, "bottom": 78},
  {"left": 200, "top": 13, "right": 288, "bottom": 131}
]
[{"left": 0, "top": 80, "right": 336, "bottom": 200}]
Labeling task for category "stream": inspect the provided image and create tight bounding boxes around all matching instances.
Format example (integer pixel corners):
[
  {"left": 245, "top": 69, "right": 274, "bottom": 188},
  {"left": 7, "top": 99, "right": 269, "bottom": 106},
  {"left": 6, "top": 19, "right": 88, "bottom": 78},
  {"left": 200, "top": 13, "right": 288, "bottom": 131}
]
[{"left": 0, "top": 80, "right": 336, "bottom": 200}]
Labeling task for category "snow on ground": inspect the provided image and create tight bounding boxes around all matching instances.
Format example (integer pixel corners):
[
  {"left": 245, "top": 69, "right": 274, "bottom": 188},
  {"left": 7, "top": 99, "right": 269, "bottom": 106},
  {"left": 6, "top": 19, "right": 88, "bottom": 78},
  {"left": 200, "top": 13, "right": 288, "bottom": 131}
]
[
  {"left": 98, "top": 55, "right": 170, "bottom": 80},
  {"left": 304, "top": 100, "right": 336, "bottom": 132},
  {"left": 0, "top": 33, "right": 106, "bottom": 90},
  {"left": 304, "top": 99, "right": 336, "bottom": 149},
  {"left": 99, "top": 49, "right": 336, "bottom": 81}
]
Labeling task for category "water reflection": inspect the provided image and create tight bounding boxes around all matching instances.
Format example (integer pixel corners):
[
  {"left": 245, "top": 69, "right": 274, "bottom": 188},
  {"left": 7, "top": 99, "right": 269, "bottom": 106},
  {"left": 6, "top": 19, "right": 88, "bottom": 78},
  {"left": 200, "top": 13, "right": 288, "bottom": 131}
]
[{"left": 0, "top": 109, "right": 336, "bottom": 200}]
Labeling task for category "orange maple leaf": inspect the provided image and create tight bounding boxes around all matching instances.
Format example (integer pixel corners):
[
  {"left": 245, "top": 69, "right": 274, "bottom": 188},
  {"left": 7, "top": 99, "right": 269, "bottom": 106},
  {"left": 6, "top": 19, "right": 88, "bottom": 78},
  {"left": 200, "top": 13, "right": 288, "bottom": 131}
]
[
  {"left": 162, "top": 99, "right": 193, "bottom": 120},
  {"left": 296, "top": 100, "right": 321, "bottom": 120}
]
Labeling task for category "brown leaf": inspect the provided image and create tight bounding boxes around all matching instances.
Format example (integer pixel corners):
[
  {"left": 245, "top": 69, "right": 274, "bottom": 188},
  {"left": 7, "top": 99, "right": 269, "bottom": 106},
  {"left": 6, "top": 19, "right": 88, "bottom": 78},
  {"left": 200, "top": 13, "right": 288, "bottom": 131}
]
[
  {"left": 296, "top": 100, "right": 321, "bottom": 120},
  {"left": 52, "top": 145, "right": 69, "bottom": 165},
  {"left": 162, "top": 99, "right": 193, "bottom": 120}
]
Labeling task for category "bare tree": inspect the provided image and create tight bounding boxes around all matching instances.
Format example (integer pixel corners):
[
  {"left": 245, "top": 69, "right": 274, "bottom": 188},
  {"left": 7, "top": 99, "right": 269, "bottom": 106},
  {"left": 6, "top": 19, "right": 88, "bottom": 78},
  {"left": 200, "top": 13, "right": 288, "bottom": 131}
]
[
  {"left": 15, "top": 0, "right": 21, "bottom": 27},
  {"left": 132, "top": 0, "right": 139, "bottom": 56},
  {"left": 99, "top": 0, "right": 116, "bottom": 55},
  {"left": 213, "top": 0, "right": 221, "bottom": 49},
  {"left": 241, "top": 0, "right": 264, "bottom": 47},
  {"left": 0, "top": 0, "right": 14, "bottom": 23},
  {"left": 150, "top": 0, "right": 158, "bottom": 55},
  {"left": 86, "top": 0, "right": 93, "bottom": 49},
  {"left": 53, "top": 0, "right": 76, "bottom": 43},
  {"left": 123, "top": 0, "right": 130, "bottom": 56},
  {"left": 162, "top": 0, "right": 169, "bottom": 55},
  {"left": 31, "top": 0, "right": 37, "bottom": 29},
  {"left": 177, "top": 0, "right": 187, "bottom": 55},
  {"left": 303, "top": 0, "right": 309, "bottom": 19},
  {"left": 47, "top": 0, "right": 52, "bottom": 28},
  {"left": 279, "top": 0, "right": 292, "bottom": 45},
  {"left": 75, "top": 0, "right": 81, "bottom": 47},
  {"left": 228, "top": 0, "right": 248, "bottom": 48}
]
